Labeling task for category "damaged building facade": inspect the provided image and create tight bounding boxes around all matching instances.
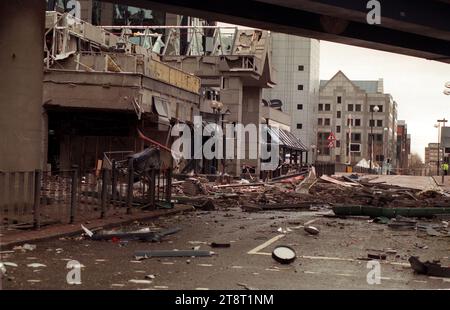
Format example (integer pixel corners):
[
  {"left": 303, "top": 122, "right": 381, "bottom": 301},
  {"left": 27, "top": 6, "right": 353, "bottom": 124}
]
[
  {"left": 43, "top": 11, "right": 201, "bottom": 172},
  {"left": 43, "top": 1, "right": 309, "bottom": 177},
  {"left": 114, "top": 24, "right": 309, "bottom": 176},
  {"left": 42, "top": 11, "right": 309, "bottom": 178}
]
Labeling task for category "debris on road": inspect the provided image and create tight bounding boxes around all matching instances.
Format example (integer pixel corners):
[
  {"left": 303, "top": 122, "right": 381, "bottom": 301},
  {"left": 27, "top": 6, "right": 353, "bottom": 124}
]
[
  {"left": 272, "top": 245, "right": 297, "bottom": 264},
  {"left": 13, "top": 244, "right": 36, "bottom": 252},
  {"left": 372, "top": 216, "right": 389, "bottom": 224},
  {"left": 134, "top": 250, "right": 214, "bottom": 260},
  {"left": 409, "top": 256, "right": 450, "bottom": 278},
  {"left": 277, "top": 227, "right": 292, "bottom": 234},
  {"left": 367, "top": 253, "right": 387, "bottom": 260},
  {"left": 128, "top": 279, "right": 153, "bottom": 284},
  {"left": 0, "top": 263, "right": 6, "bottom": 276},
  {"left": 3, "top": 262, "right": 18, "bottom": 268},
  {"left": 172, "top": 172, "right": 450, "bottom": 216},
  {"left": 27, "top": 263, "right": 47, "bottom": 268},
  {"left": 82, "top": 225, "right": 181, "bottom": 242},
  {"left": 237, "top": 282, "right": 258, "bottom": 290},
  {"left": 210, "top": 242, "right": 231, "bottom": 248},
  {"left": 333, "top": 205, "right": 450, "bottom": 218},
  {"left": 304, "top": 226, "right": 320, "bottom": 235},
  {"left": 194, "top": 199, "right": 215, "bottom": 211}
]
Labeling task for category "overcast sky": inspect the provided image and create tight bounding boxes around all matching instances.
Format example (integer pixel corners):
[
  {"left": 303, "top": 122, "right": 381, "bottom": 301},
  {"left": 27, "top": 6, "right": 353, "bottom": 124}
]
[{"left": 320, "top": 41, "right": 450, "bottom": 160}]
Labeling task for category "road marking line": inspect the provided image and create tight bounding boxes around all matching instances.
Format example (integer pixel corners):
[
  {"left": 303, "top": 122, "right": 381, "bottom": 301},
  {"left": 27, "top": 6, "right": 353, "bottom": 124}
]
[{"left": 247, "top": 234, "right": 285, "bottom": 255}]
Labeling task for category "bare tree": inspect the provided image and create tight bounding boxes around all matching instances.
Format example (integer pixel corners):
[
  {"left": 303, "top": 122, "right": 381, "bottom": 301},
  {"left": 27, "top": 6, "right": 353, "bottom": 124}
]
[{"left": 408, "top": 153, "right": 424, "bottom": 175}]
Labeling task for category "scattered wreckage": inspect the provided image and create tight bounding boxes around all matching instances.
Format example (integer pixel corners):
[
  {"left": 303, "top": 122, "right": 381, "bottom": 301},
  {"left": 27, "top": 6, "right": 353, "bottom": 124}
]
[
  {"left": 172, "top": 170, "right": 450, "bottom": 217},
  {"left": 81, "top": 224, "right": 181, "bottom": 242}
]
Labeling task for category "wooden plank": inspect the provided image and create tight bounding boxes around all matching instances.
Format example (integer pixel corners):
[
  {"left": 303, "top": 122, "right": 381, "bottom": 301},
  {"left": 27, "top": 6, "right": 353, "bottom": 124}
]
[{"left": 320, "top": 175, "right": 360, "bottom": 187}]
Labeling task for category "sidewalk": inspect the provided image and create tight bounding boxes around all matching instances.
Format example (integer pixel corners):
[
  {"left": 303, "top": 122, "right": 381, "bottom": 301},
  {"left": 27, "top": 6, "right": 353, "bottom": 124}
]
[
  {"left": 0, "top": 204, "right": 193, "bottom": 249},
  {"left": 432, "top": 175, "right": 450, "bottom": 191}
]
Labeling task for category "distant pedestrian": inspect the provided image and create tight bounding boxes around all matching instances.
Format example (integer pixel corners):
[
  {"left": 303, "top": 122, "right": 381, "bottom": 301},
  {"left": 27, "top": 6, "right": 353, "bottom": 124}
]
[{"left": 443, "top": 162, "right": 449, "bottom": 176}]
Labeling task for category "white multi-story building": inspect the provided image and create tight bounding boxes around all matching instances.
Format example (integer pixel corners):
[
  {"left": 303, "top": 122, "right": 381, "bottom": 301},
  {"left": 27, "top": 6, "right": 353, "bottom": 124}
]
[
  {"left": 318, "top": 71, "right": 398, "bottom": 168},
  {"left": 263, "top": 33, "right": 320, "bottom": 162}
]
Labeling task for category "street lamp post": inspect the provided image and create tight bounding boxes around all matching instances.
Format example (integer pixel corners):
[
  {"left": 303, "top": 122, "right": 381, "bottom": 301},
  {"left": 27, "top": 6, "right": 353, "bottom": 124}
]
[
  {"left": 435, "top": 124, "right": 440, "bottom": 176},
  {"left": 437, "top": 118, "right": 448, "bottom": 178},
  {"left": 383, "top": 127, "right": 388, "bottom": 174},
  {"left": 370, "top": 105, "right": 379, "bottom": 172}
]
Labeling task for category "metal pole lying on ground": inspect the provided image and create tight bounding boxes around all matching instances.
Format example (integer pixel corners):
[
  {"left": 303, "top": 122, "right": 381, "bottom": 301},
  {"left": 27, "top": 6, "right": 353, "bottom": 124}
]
[
  {"left": 100, "top": 168, "right": 109, "bottom": 218},
  {"left": 70, "top": 167, "right": 78, "bottom": 224},
  {"left": 127, "top": 158, "right": 134, "bottom": 214},
  {"left": 33, "top": 169, "right": 42, "bottom": 229}
]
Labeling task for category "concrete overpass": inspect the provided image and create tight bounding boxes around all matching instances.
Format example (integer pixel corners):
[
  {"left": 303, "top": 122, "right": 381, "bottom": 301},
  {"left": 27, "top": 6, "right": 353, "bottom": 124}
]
[
  {"left": 114, "top": 0, "right": 450, "bottom": 63},
  {"left": 1, "top": 0, "right": 449, "bottom": 172}
]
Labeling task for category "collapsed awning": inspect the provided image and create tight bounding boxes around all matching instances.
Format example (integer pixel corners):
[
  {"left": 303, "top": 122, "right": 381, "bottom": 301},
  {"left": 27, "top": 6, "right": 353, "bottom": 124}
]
[
  {"left": 202, "top": 120, "right": 221, "bottom": 136},
  {"left": 267, "top": 127, "right": 308, "bottom": 152}
]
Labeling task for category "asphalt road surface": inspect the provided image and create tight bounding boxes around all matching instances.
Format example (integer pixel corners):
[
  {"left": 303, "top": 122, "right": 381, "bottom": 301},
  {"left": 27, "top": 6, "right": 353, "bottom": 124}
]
[{"left": 2, "top": 208, "right": 450, "bottom": 290}]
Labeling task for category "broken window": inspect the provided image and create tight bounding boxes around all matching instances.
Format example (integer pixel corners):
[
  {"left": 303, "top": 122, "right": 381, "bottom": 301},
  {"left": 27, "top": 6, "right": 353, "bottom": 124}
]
[{"left": 153, "top": 96, "right": 171, "bottom": 125}]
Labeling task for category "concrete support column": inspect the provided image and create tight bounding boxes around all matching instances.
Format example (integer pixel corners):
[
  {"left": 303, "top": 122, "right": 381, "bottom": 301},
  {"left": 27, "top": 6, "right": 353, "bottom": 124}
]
[
  {"left": 242, "top": 86, "right": 262, "bottom": 176},
  {"left": 221, "top": 77, "right": 243, "bottom": 176},
  {"left": 0, "top": 0, "right": 45, "bottom": 172}
]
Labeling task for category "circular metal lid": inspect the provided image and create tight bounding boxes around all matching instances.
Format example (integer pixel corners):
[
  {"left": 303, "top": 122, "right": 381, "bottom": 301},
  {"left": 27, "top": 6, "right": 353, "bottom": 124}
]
[{"left": 272, "top": 245, "right": 297, "bottom": 264}]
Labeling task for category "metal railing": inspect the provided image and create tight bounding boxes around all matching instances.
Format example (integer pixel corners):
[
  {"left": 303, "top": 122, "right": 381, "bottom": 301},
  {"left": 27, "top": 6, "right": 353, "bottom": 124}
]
[
  {"left": 314, "top": 162, "right": 375, "bottom": 177},
  {"left": 0, "top": 164, "right": 172, "bottom": 230}
]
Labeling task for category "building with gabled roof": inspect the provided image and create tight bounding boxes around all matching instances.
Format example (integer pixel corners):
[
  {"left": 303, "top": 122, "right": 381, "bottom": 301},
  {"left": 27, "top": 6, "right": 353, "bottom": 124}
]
[{"left": 317, "top": 71, "right": 398, "bottom": 170}]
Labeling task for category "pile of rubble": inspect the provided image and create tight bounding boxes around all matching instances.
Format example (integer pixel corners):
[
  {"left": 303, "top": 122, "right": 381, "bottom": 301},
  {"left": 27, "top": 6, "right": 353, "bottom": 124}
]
[{"left": 171, "top": 171, "right": 450, "bottom": 213}]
